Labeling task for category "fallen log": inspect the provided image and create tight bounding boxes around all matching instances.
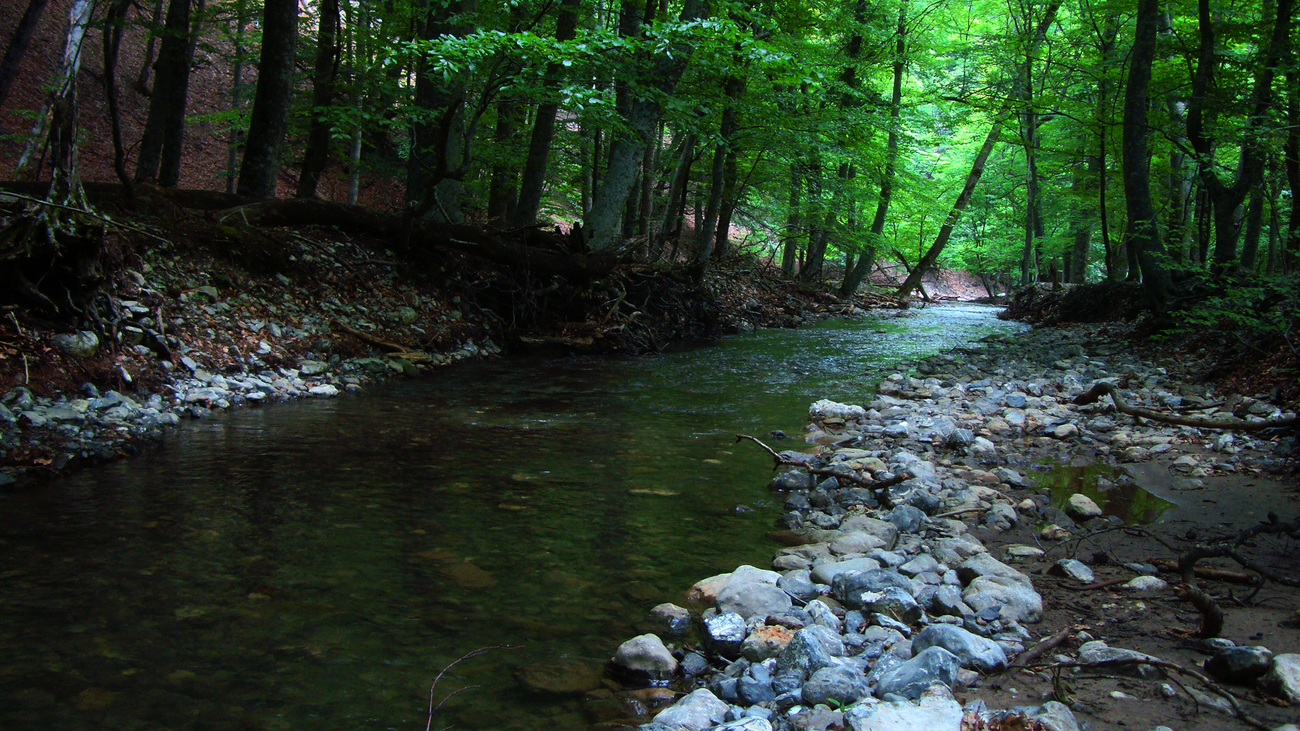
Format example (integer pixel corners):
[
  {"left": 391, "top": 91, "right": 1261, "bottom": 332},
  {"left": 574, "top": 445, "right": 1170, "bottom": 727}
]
[{"left": 1073, "top": 382, "right": 1298, "bottom": 432}]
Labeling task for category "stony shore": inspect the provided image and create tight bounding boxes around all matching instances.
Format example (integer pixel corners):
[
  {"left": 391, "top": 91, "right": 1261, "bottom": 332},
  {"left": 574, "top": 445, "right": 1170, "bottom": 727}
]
[{"left": 603, "top": 323, "right": 1299, "bottom": 731}]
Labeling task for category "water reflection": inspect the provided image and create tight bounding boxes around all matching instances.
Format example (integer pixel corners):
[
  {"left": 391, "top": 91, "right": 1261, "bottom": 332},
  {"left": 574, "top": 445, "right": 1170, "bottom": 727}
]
[{"left": 0, "top": 304, "right": 1021, "bottom": 730}]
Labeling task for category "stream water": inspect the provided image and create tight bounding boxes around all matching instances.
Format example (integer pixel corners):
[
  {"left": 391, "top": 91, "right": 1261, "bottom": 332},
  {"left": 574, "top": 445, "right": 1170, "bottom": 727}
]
[{"left": 0, "top": 303, "right": 1023, "bottom": 731}]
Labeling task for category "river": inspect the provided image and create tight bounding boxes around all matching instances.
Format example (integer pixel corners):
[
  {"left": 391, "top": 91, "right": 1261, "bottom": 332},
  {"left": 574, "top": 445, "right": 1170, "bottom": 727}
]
[{"left": 0, "top": 303, "right": 1023, "bottom": 730}]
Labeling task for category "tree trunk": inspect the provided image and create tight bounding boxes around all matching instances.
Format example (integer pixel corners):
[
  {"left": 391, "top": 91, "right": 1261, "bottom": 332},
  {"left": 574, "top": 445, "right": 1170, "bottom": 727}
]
[
  {"left": 0, "top": 0, "right": 50, "bottom": 108},
  {"left": 12, "top": 0, "right": 93, "bottom": 183},
  {"left": 486, "top": 98, "right": 522, "bottom": 219},
  {"left": 714, "top": 148, "right": 738, "bottom": 256},
  {"left": 102, "top": 0, "right": 134, "bottom": 201},
  {"left": 295, "top": 0, "right": 341, "bottom": 198},
  {"left": 1122, "top": 0, "right": 1172, "bottom": 312},
  {"left": 1020, "top": 63, "right": 1041, "bottom": 285},
  {"left": 511, "top": 0, "right": 581, "bottom": 226},
  {"left": 584, "top": 0, "right": 707, "bottom": 251},
  {"left": 1240, "top": 181, "right": 1265, "bottom": 271},
  {"left": 135, "top": 0, "right": 202, "bottom": 186},
  {"left": 840, "top": 8, "right": 905, "bottom": 297},
  {"left": 236, "top": 0, "right": 299, "bottom": 199},
  {"left": 782, "top": 162, "right": 802, "bottom": 275},
  {"left": 136, "top": 0, "right": 165, "bottom": 94},
  {"left": 224, "top": 0, "right": 249, "bottom": 194},
  {"left": 652, "top": 133, "right": 695, "bottom": 259},
  {"left": 1285, "top": 69, "right": 1299, "bottom": 271},
  {"left": 404, "top": 0, "right": 470, "bottom": 222},
  {"left": 1068, "top": 154, "right": 1096, "bottom": 283},
  {"left": 698, "top": 71, "right": 742, "bottom": 260}
]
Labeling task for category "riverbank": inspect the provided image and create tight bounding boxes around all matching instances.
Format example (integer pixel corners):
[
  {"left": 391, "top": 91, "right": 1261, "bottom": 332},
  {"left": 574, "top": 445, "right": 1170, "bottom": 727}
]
[
  {"left": 600, "top": 321, "right": 1299, "bottom": 731},
  {"left": 0, "top": 219, "right": 892, "bottom": 489}
]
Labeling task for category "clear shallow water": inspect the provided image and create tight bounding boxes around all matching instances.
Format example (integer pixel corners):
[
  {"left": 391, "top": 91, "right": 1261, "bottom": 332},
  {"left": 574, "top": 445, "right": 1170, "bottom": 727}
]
[{"left": 0, "top": 303, "right": 1021, "bottom": 730}]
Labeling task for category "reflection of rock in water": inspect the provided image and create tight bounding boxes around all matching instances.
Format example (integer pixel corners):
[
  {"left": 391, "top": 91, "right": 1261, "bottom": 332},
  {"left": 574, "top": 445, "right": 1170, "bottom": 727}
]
[
  {"left": 515, "top": 658, "right": 603, "bottom": 695},
  {"left": 418, "top": 549, "right": 497, "bottom": 588}
]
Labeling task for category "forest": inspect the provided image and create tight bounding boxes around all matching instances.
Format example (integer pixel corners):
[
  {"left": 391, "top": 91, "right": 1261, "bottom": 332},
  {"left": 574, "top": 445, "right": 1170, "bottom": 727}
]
[{"left": 0, "top": 0, "right": 1297, "bottom": 315}]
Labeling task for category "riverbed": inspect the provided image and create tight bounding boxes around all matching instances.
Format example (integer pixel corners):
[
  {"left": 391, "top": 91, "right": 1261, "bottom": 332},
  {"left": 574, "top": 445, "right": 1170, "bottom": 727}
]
[{"left": 0, "top": 303, "right": 1023, "bottom": 730}]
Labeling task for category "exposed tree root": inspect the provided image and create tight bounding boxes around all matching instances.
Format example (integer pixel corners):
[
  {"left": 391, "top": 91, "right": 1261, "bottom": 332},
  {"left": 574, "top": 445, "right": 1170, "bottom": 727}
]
[
  {"left": 1176, "top": 516, "right": 1300, "bottom": 638},
  {"left": 1073, "top": 382, "right": 1299, "bottom": 432}
]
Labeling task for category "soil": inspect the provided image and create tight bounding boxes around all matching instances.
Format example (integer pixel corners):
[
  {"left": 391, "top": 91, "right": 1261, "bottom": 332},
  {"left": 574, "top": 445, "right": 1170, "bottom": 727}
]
[{"left": 964, "top": 446, "right": 1300, "bottom": 730}]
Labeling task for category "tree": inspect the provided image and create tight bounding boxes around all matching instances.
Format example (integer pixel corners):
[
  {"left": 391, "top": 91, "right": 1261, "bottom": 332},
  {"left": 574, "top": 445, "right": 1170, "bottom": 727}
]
[
  {"left": 296, "top": 0, "right": 342, "bottom": 198},
  {"left": 135, "top": 0, "right": 205, "bottom": 187},
  {"left": 0, "top": 0, "right": 51, "bottom": 108},
  {"left": 237, "top": 0, "right": 299, "bottom": 199},
  {"left": 1121, "top": 0, "right": 1170, "bottom": 312}
]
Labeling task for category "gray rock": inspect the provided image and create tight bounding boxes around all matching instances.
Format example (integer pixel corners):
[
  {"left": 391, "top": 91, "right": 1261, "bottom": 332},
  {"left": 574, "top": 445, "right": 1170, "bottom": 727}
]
[
  {"left": 873, "top": 646, "right": 961, "bottom": 700},
  {"left": 1205, "top": 646, "right": 1273, "bottom": 684},
  {"left": 858, "top": 587, "right": 923, "bottom": 624},
  {"left": 912, "top": 624, "right": 1008, "bottom": 673},
  {"left": 299, "top": 360, "right": 329, "bottom": 376},
  {"left": 738, "top": 663, "right": 776, "bottom": 704},
  {"left": 929, "top": 585, "right": 972, "bottom": 618},
  {"left": 649, "top": 603, "right": 693, "bottom": 637},
  {"left": 888, "top": 505, "right": 927, "bottom": 534},
  {"left": 713, "top": 718, "right": 772, "bottom": 731},
  {"left": 957, "top": 553, "right": 1032, "bottom": 587},
  {"left": 845, "top": 693, "right": 963, "bottom": 731},
  {"left": 1262, "top": 654, "right": 1300, "bottom": 702},
  {"left": 612, "top": 634, "right": 678, "bottom": 681},
  {"left": 703, "top": 613, "right": 748, "bottom": 659},
  {"left": 962, "top": 574, "right": 1043, "bottom": 624},
  {"left": 777, "top": 570, "right": 820, "bottom": 602},
  {"left": 833, "top": 569, "right": 914, "bottom": 609},
  {"left": 802, "top": 666, "right": 870, "bottom": 706},
  {"left": 947, "top": 428, "right": 975, "bottom": 447},
  {"left": 1030, "top": 700, "right": 1080, "bottom": 731},
  {"left": 52, "top": 331, "right": 99, "bottom": 358},
  {"left": 769, "top": 471, "right": 816, "bottom": 491},
  {"left": 811, "top": 557, "right": 882, "bottom": 585},
  {"left": 1064, "top": 493, "right": 1102, "bottom": 520},
  {"left": 899, "top": 554, "right": 942, "bottom": 577},
  {"left": 1047, "top": 559, "right": 1095, "bottom": 584},
  {"left": 717, "top": 581, "right": 792, "bottom": 619},
  {"left": 1076, "top": 640, "right": 1163, "bottom": 679},
  {"left": 775, "top": 627, "right": 837, "bottom": 680},
  {"left": 651, "top": 688, "right": 729, "bottom": 731},
  {"left": 838, "top": 515, "right": 900, "bottom": 549}
]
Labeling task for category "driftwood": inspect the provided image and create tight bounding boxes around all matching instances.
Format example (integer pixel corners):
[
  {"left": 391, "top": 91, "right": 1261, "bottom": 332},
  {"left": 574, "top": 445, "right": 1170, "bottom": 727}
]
[
  {"left": 1006, "top": 626, "right": 1074, "bottom": 670},
  {"left": 1150, "top": 559, "right": 1262, "bottom": 586},
  {"left": 735, "top": 433, "right": 907, "bottom": 507},
  {"left": 1073, "top": 382, "right": 1298, "bottom": 432}
]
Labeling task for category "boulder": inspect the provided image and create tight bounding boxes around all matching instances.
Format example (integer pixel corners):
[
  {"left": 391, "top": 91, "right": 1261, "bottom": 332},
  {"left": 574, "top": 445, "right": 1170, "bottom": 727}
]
[
  {"left": 838, "top": 516, "right": 900, "bottom": 549},
  {"left": 612, "top": 634, "right": 678, "bottom": 682},
  {"left": 1030, "top": 701, "right": 1081, "bottom": 731},
  {"left": 1205, "top": 646, "right": 1273, "bottom": 684},
  {"left": 1047, "top": 559, "right": 1094, "bottom": 584},
  {"left": 811, "top": 557, "right": 882, "bottom": 585},
  {"left": 1262, "top": 654, "right": 1300, "bottom": 703},
  {"left": 775, "top": 627, "right": 838, "bottom": 680},
  {"left": 802, "top": 666, "right": 870, "bottom": 706},
  {"left": 1064, "top": 493, "right": 1102, "bottom": 520},
  {"left": 1076, "top": 641, "right": 1163, "bottom": 679},
  {"left": 962, "top": 574, "right": 1044, "bottom": 623},
  {"left": 52, "top": 331, "right": 99, "bottom": 358},
  {"left": 741, "top": 625, "right": 794, "bottom": 662},
  {"left": 648, "top": 603, "right": 693, "bottom": 637},
  {"left": 717, "top": 581, "right": 792, "bottom": 619},
  {"left": 829, "top": 531, "right": 888, "bottom": 556},
  {"left": 873, "top": 646, "right": 961, "bottom": 699},
  {"left": 703, "top": 613, "right": 748, "bottom": 659},
  {"left": 650, "top": 688, "right": 729, "bottom": 731},
  {"left": 912, "top": 624, "right": 1008, "bottom": 673},
  {"left": 845, "top": 692, "right": 963, "bottom": 731},
  {"left": 857, "top": 587, "right": 922, "bottom": 624}
]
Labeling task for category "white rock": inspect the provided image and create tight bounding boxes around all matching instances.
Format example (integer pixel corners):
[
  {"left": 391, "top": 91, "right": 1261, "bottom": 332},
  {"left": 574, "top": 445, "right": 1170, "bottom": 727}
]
[
  {"left": 1064, "top": 493, "right": 1102, "bottom": 520},
  {"left": 308, "top": 384, "right": 340, "bottom": 396},
  {"left": 1122, "top": 576, "right": 1168, "bottom": 594},
  {"left": 1263, "top": 654, "right": 1300, "bottom": 703},
  {"left": 651, "top": 688, "right": 728, "bottom": 730},
  {"left": 844, "top": 693, "right": 963, "bottom": 731},
  {"left": 810, "top": 399, "right": 866, "bottom": 422}
]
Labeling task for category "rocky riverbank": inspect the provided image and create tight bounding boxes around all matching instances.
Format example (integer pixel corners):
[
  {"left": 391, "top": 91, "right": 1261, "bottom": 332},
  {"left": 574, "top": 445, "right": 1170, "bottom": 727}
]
[
  {"left": 0, "top": 224, "right": 882, "bottom": 488},
  {"left": 599, "top": 322, "right": 1299, "bottom": 731}
]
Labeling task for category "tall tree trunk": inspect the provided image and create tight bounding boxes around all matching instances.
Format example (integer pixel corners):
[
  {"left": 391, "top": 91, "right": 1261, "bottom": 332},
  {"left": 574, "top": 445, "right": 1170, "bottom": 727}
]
[
  {"left": 486, "top": 98, "right": 522, "bottom": 219},
  {"left": 237, "top": 0, "right": 299, "bottom": 199},
  {"left": 1122, "top": 0, "right": 1172, "bottom": 312},
  {"left": 714, "top": 147, "right": 738, "bottom": 255},
  {"left": 12, "top": 0, "right": 93, "bottom": 183},
  {"left": 1285, "top": 70, "right": 1299, "bottom": 271},
  {"left": 102, "top": 0, "right": 135, "bottom": 202},
  {"left": 224, "top": 0, "right": 249, "bottom": 194},
  {"left": 511, "top": 0, "right": 582, "bottom": 226},
  {"left": 1068, "top": 154, "right": 1097, "bottom": 283},
  {"left": 584, "top": 0, "right": 707, "bottom": 251},
  {"left": 782, "top": 162, "right": 802, "bottom": 275},
  {"left": 135, "top": 0, "right": 203, "bottom": 187},
  {"left": 698, "top": 71, "right": 743, "bottom": 260},
  {"left": 1240, "top": 181, "right": 1265, "bottom": 271},
  {"left": 841, "top": 8, "right": 905, "bottom": 297},
  {"left": 137, "top": 0, "right": 165, "bottom": 94},
  {"left": 0, "top": 0, "right": 50, "bottom": 108},
  {"left": 295, "top": 0, "right": 341, "bottom": 198},
  {"left": 897, "top": 1, "right": 1061, "bottom": 298},
  {"left": 652, "top": 132, "right": 694, "bottom": 258},
  {"left": 404, "top": 0, "right": 471, "bottom": 222}
]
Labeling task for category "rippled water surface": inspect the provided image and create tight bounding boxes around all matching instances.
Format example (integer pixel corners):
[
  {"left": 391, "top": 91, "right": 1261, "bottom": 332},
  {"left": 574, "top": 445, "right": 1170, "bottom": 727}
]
[{"left": 0, "top": 304, "right": 1022, "bottom": 730}]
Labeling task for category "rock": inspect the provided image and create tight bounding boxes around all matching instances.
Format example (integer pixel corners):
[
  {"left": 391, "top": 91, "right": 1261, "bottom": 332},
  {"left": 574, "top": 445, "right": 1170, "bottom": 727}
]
[
  {"left": 1047, "top": 559, "right": 1095, "bottom": 584},
  {"left": 52, "top": 331, "right": 99, "bottom": 358},
  {"left": 742, "top": 625, "right": 794, "bottom": 662},
  {"left": 829, "top": 531, "right": 888, "bottom": 556},
  {"left": 299, "top": 360, "right": 329, "bottom": 376},
  {"left": 648, "top": 603, "right": 693, "bottom": 637},
  {"left": 832, "top": 569, "right": 913, "bottom": 608},
  {"left": 957, "top": 553, "right": 1030, "bottom": 586},
  {"left": 717, "top": 581, "right": 792, "bottom": 619},
  {"left": 1064, "top": 493, "right": 1102, "bottom": 520},
  {"left": 612, "top": 634, "right": 678, "bottom": 681},
  {"left": 308, "top": 384, "right": 339, "bottom": 396},
  {"left": 1076, "top": 641, "right": 1163, "bottom": 679},
  {"left": 802, "top": 666, "right": 870, "bottom": 706},
  {"left": 738, "top": 663, "right": 776, "bottom": 704},
  {"left": 1205, "top": 646, "right": 1273, "bottom": 684},
  {"left": 769, "top": 471, "right": 816, "bottom": 491},
  {"left": 845, "top": 692, "right": 963, "bottom": 731},
  {"left": 873, "top": 646, "right": 961, "bottom": 700},
  {"left": 838, "top": 515, "right": 900, "bottom": 549},
  {"left": 962, "top": 574, "right": 1043, "bottom": 624},
  {"left": 1039, "top": 524, "right": 1072, "bottom": 541},
  {"left": 1261, "top": 654, "right": 1300, "bottom": 702},
  {"left": 858, "top": 587, "right": 922, "bottom": 624},
  {"left": 1030, "top": 700, "right": 1081, "bottom": 731},
  {"left": 929, "top": 585, "right": 972, "bottom": 618},
  {"left": 703, "top": 613, "right": 748, "bottom": 659},
  {"left": 994, "top": 467, "right": 1029, "bottom": 487},
  {"left": 775, "top": 627, "right": 837, "bottom": 680},
  {"left": 1052, "top": 423, "right": 1079, "bottom": 439},
  {"left": 899, "top": 554, "right": 942, "bottom": 577},
  {"left": 713, "top": 719, "right": 772, "bottom": 731},
  {"left": 1121, "top": 576, "right": 1167, "bottom": 594},
  {"left": 650, "top": 688, "right": 729, "bottom": 731},
  {"left": 777, "top": 570, "right": 820, "bottom": 602},
  {"left": 515, "top": 658, "right": 602, "bottom": 695},
  {"left": 1005, "top": 545, "right": 1045, "bottom": 559},
  {"left": 810, "top": 400, "right": 866, "bottom": 422},
  {"left": 811, "top": 557, "right": 882, "bottom": 585},
  {"left": 912, "top": 625, "right": 1008, "bottom": 673},
  {"left": 888, "top": 505, "right": 927, "bottom": 534}
]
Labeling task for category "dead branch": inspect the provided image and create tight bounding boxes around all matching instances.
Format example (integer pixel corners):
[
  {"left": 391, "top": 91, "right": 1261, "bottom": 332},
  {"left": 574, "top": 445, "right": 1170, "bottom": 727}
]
[
  {"left": 735, "top": 434, "right": 907, "bottom": 507},
  {"left": 1177, "top": 515, "right": 1300, "bottom": 638},
  {"left": 330, "top": 319, "right": 416, "bottom": 354},
  {"left": 426, "top": 645, "right": 519, "bottom": 731},
  {"left": 1150, "top": 559, "right": 1262, "bottom": 586},
  {"left": 1007, "top": 626, "right": 1074, "bottom": 670},
  {"left": 1031, "top": 657, "right": 1270, "bottom": 730},
  {"left": 1069, "top": 577, "right": 1132, "bottom": 591},
  {"left": 734, "top": 434, "right": 804, "bottom": 467},
  {"left": 1073, "top": 382, "right": 1298, "bottom": 431}
]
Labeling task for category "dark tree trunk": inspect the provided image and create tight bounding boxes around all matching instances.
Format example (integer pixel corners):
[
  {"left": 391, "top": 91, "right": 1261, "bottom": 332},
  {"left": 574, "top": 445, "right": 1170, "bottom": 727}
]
[
  {"left": 782, "top": 162, "right": 802, "bottom": 275},
  {"left": 714, "top": 148, "right": 738, "bottom": 256},
  {"left": 295, "top": 0, "right": 341, "bottom": 198},
  {"left": 1122, "top": 0, "right": 1172, "bottom": 312},
  {"left": 840, "top": 9, "right": 905, "bottom": 297},
  {"left": 137, "top": 0, "right": 165, "bottom": 94},
  {"left": 135, "top": 0, "right": 203, "bottom": 186},
  {"left": 102, "top": 0, "right": 134, "bottom": 202},
  {"left": 486, "top": 98, "right": 522, "bottom": 219},
  {"left": 652, "top": 133, "right": 695, "bottom": 258},
  {"left": 1240, "top": 182, "right": 1265, "bottom": 271},
  {"left": 511, "top": 0, "right": 582, "bottom": 226},
  {"left": 0, "top": 0, "right": 50, "bottom": 108},
  {"left": 1285, "top": 69, "right": 1300, "bottom": 271},
  {"left": 698, "top": 71, "right": 742, "bottom": 260},
  {"left": 224, "top": 0, "right": 249, "bottom": 194},
  {"left": 404, "top": 0, "right": 471, "bottom": 222},
  {"left": 237, "top": 0, "right": 299, "bottom": 199}
]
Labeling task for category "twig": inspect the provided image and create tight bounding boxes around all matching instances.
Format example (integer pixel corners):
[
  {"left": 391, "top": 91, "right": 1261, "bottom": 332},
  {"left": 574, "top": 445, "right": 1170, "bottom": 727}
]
[
  {"left": 1150, "top": 559, "right": 1262, "bottom": 586},
  {"left": 1, "top": 190, "right": 171, "bottom": 242},
  {"left": 1068, "top": 577, "right": 1131, "bottom": 591},
  {"left": 1007, "top": 626, "right": 1074, "bottom": 670},
  {"left": 425, "top": 645, "right": 519, "bottom": 731},
  {"left": 1031, "top": 657, "right": 1270, "bottom": 730},
  {"left": 735, "top": 434, "right": 801, "bottom": 466},
  {"left": 931, "top": 507, "right": 989, "bottom": 520}
]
